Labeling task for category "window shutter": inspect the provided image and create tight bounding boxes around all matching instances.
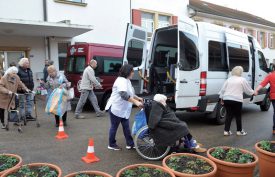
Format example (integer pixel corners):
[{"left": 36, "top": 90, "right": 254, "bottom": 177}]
[
  {"left": 132, "top": 9, "right": 141, "bottom": 26},
  {"left": 172, "top": 16, "right": 178, "bottom": 25}
]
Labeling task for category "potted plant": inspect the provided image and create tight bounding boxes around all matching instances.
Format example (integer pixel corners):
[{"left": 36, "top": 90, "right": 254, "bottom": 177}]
[
  {"left": 64, "top": 171, "right": 112, "bottom": 177},
  {"left": 1, "top": 162, "right": 62, "bottom": 177},
  {"left": 255, "top": 140, "right": 275, "bottom": 177},
  {"left": 162, "top": 153, "right": 217, "bottom": 177},
  {"left": 207, "top": 146, "right": 258, "bottom": 177},
  {"left": 0, "top": 153, "right": 23, "bottom": 176},
  {"left": 116, "top": 163, "right": 175, "bottom": 177}
]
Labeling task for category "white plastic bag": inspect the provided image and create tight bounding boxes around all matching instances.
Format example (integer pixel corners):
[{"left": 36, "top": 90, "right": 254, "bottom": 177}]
[{"left": 68, "top": 88, "right": 75, "bottom": 100}]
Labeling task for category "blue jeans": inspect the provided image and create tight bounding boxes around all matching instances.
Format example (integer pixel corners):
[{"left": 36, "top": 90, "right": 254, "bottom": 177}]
[
  {"left": 19, "top": 94, "right": 33, "bottom": 117},
  {"left": 271, "top": 101, "right": 275, "bottom": 130},
  {"left": 108, "top": 110, "right": 134, "bottom": 147}
]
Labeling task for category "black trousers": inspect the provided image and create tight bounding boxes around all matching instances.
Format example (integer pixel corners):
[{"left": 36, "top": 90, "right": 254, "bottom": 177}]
[
  {"left": 224, "top": 100, "right": 243, "bottom": 132},
  {"left": 54, "top": 112, "right": 67, "bottom": 125},
  {"left": 0, "top": 108, "right": 4, "bottom": 124}
]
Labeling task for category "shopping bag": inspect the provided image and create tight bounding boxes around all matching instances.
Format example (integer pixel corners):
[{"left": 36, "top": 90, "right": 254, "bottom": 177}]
[
  {"left": 68, "top": 88, "right": 74, "bottom": 100},
  {"left": 8, "top": 110, "right": 19, "bottom": 122},
  {"left": 132, "top": 109, "right": 147, "bottom": 135},
  {"left": 45, "top": 88, "right": 68, "bottom": 117}
]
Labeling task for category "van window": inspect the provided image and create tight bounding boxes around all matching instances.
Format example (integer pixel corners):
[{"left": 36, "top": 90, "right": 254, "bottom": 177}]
[
  {"left": 126, "top": 39, "right": 144, "bottom": 67},
  {"left": 66, "top": 56, "right": 86, "bottom": 74},
  {"left": 179, "top": 31, "right": 199, "bottom": 71},
  {"left": 258, "top": 51, "right": 268, "bottom": 72},
  {"left": 228, "top": 44, "right": 249, "bottom": 72},
  {"left": 94, "top": 56, "right": 122, "bottom": 76},
  {"left": 154, "top": 46, "right": 177, "bottom": 67},
  {"left": 208, "top": 41, "right": 228, "bottom": 71}
]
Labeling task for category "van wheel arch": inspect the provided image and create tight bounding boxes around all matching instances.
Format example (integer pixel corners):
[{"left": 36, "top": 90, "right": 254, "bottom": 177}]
[{"left": 213, "top": 102, "right": 226, "bottom": 125}]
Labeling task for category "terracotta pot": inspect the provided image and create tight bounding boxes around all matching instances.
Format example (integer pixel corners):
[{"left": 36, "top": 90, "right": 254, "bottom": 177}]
[
  {"left": 162, "top": 153, "right": 217, "bottom": 177},
  {"left": 207, "top": 146, "right": 258, "bottom": 177},
  {"left": 64, "top": 170, "right": 112, "bottom": 177},
  {"left": 1, "top": 162, "right": 62, "bottom": 177},
  {"left": 255, "top": 141, "right": 275, "bottom": 177},
  {"left": 116, "top": 163, "right": 175, "bottom": 177},
  {"left": 0, "top": 153, "right": 23, "bottom": 176}
]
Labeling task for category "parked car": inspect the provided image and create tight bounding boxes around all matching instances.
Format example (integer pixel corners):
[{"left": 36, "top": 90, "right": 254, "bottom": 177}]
[{"left": 65, "top": 43, "right": 123, "bottom": 109}]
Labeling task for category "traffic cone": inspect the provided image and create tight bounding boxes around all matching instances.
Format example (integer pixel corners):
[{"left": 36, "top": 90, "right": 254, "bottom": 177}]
[
  {"left": 55, "top": 120, "right": 68, "bottom": 139},
  {"left": 82, "top": 138, "right": 100, "bottom": 163}
]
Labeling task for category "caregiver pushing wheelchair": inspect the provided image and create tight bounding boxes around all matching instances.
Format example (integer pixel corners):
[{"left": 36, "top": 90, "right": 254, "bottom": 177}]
[{"left": 133, "top": 94, "right": 206, "bottom": 160}]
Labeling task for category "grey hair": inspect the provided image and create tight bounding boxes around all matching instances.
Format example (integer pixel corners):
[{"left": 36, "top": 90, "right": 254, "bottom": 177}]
[
  {"left": 231, "top": 66, "right": 243, "bottom": 77},
  {"left": 153, "top": 94, "right": 167, "bottom": 103},
  {"left": 18, "top": 58, "right": 29, "bottom": 67},
  {"left": 90, "top": 59, "right": 97, "bottom": 65},
  {"left": 4, "top": 66, "right": 18, "bottom": 76}
]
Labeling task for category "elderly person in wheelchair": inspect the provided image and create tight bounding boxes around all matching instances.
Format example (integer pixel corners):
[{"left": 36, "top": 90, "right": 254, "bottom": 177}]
[
  {"left": 148, "top": 94, "right": 206, "bottom": 152},
  {"left": 134, "top": 94, "right": 206, "bottom": 160}
]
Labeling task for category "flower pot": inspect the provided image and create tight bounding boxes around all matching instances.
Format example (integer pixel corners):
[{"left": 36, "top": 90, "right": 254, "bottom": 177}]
[
  {"left": 162, "top": 153, "right": 217, "bottom": 177},
  {"left": 0, "top": 153, "right": 23, "bottom": 176},
  {"left": 1, "top": 162, "right": 62, "bottom": 177},
  {"left": 116, "top": 163, "right": 175, "bottom": 177},
  {"left": 255, "top": 141, "right": 275, "bottom": 177},
  {"left": 207, "top": 146, "right": 258, "bottom": 177},
  {"left": 65, "top": 170, "right": 112, "bottom": 177}
]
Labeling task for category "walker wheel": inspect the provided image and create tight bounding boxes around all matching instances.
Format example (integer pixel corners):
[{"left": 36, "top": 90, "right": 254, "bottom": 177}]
[{"left": 18, "top": 128, "right": 22, "bottom": 133}]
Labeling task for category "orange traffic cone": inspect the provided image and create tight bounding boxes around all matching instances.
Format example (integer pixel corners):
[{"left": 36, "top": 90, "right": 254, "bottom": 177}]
[
  {"left": 82, "top": 138, "right": 100, "bottom": 163},
  {"left": 55, "top": 120, "right": 68, "bottom": 139}
]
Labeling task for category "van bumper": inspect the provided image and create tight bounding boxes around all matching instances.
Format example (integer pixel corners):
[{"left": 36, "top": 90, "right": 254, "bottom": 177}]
[{"left": 197, "top": 94, "right": 219, "bottom": 112}]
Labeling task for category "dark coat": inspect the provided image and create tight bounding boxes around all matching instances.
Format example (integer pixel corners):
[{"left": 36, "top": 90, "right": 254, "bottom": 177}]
[
  {"left": 43, "top": 65, "right": 48, "bottom": 82},
  {"left": 148, "top": 101, "right": 190, "bottom": 146},
  {"left": 17, "top": 66, "right": 34, "bottom": 91}
]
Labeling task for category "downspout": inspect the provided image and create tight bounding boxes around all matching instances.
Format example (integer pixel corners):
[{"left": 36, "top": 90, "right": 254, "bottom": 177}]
[{"left": 43, "top": 0, "right": 51, "bottom": 60}]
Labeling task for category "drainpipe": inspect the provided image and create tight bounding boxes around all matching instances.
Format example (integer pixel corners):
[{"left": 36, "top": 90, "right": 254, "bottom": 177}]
[{"left": 43, "top": 0, "right": 48, "bottom": 21}]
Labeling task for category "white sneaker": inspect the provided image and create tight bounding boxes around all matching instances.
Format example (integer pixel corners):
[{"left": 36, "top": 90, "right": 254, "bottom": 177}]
[
  {"left": 237, "top": 130, "right": 247, "bottom": 136},
  {"left": 126, "top": 145, "right": 135, "bottom": 150},
  {"left": 1, "top": 123, "right": 6, "bottom": 129},
  {"left": 224, "top": 131, "right": 233, "bottom": 136}
]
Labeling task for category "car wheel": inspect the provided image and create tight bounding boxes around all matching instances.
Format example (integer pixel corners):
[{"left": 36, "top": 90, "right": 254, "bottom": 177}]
[
  {"left": 260, "top": 93, "right": 271, "bottom": 111},
  {"left": 215, "top": 103, "right": 226, "bottom": 125}
]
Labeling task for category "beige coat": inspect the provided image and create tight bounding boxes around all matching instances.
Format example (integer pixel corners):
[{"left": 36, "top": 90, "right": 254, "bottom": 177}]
[{"left": 0, "top": 74, "right": 27, "bottom": 109}]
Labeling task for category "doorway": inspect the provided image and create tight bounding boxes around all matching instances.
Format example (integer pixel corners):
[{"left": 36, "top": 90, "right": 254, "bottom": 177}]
[{"left": 0, "top": 51, "right": 25, "bottom": 72}]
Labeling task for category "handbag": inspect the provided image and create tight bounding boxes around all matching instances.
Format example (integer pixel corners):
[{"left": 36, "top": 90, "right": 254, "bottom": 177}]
[{"left": 68, "top": 87, "right": 74, "bottom": 100}]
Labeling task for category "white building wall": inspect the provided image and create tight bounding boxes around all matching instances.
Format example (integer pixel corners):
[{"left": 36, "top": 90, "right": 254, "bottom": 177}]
[
  {"left": 47, "top": 0, "right": 130, "bottom": 46},
  {"left": 0, "top": 0, "right": 43, "bottom": 21},
  {"left": 132, "top": 0, "right": 189, "bottom": 19}
]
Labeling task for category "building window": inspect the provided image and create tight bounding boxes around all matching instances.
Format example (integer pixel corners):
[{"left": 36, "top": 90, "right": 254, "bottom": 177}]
[
  {"left": 258, "top": 31, "right": 266, "bottom": 48},
  {"left": 246, "top": 29, "right": 255, "bottom": 37},
  {"left": 141, "top": 12, "right": 155, "bottom": 33},
  {"left": 158, "top": 15, "right": 171, "bottom": 28},
  {"left": 229, "top": 25, "right": 241, "bottom": 32},
  {"left": 269, "top": 33, "right": 275, "bottom": 49}
]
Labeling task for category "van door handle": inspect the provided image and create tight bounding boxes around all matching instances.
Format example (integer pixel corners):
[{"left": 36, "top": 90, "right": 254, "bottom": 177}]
[
  {"left": 180, "top": 79, "right": 188, "bottom": 83},
  {"left": 259, "top": 74, "right": 262, "bottom": 77}
]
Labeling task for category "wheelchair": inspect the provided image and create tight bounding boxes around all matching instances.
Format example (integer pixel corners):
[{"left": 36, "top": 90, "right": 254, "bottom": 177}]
[{"left": 133, "top": 99, "right": 171, "bottom": 160}]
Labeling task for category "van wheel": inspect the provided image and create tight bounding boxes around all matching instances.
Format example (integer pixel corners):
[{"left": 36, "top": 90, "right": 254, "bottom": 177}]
[
  {"left": 101, "top": 93, "right": 111, "bottom": 110},
  {"left": 260, "top": 94, "right": 271, "bottom": 111},
  {"left": 215, "top": 103, "right": 226, "bottom": 125}
]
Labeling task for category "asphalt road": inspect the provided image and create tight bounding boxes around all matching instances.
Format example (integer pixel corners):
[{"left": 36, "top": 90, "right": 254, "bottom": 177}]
[{"left": 1, "top": 98, "right": 275, "bottom": 176}]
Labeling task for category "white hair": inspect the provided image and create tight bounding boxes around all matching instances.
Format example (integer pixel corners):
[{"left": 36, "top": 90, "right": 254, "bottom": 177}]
[
  {"left": 4, "top": 66, "right": 18, "bottom": 76},
  {"left": 231, "top": 66, "right": 243, "bottom": 77},
  {"left": 18, "top": 58, "right": 29, "bottom": 67},
  {"left": 153, "top": 94, "right": 167, "bottom": 103}
]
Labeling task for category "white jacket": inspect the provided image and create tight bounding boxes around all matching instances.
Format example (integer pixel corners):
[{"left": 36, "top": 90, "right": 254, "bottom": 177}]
[
  {"left": 219, "top": 76, "right": 254, "bottom": 102},
  {"left": 80, "top": 66, "right": 101, "bottom": 90}
]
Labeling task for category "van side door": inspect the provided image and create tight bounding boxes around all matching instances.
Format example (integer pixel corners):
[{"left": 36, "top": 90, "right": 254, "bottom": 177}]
[
  {"left": 175, "top": 17, "right": 201, "bottom": 108},
  {"left": 123, "top": 23, "right": 147, "bottom": 94},
  {"left": 225, "top": 32, "right": 252, "bottom": 102}
]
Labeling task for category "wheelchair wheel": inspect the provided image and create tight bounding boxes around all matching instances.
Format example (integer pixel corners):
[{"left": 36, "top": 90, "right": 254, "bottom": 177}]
[{"left": 134, "top": 125, "right": 170, "bottom": 160}]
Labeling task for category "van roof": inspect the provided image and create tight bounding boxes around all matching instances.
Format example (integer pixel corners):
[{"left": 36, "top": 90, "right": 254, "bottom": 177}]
[{"left": 71, "top": 43, "right": 123, "bottom": 49}]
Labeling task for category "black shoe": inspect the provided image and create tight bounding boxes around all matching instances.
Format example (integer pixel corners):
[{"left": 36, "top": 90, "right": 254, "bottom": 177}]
[
  {"left": 63, "top": 122, "right": 67, "bottom": 127},
  {"left": 26, "top": 116, "right": 36, "bottom": 121}
]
